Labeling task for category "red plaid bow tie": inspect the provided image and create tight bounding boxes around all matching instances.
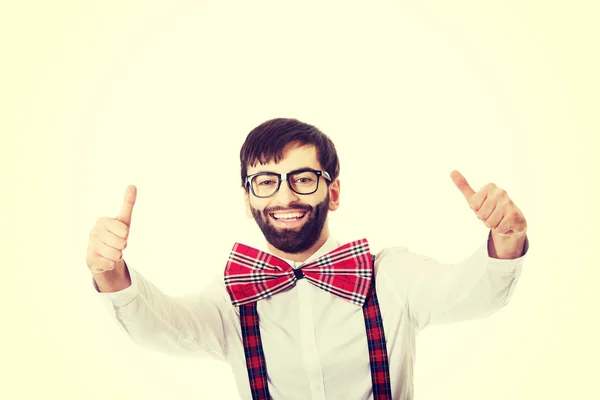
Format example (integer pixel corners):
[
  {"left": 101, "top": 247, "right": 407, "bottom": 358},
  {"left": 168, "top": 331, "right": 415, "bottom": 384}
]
[{"left": 224, "top": 238, "right": 373, "bottom": 307}]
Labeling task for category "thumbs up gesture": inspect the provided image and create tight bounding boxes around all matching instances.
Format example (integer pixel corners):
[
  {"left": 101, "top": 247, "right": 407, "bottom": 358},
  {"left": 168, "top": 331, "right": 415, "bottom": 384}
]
[
  {"left": 450, "top": 171, "right": 527, "bottom": 237},
  {"left": 86, "top": 185, "right": 137, "bottom": 274}
]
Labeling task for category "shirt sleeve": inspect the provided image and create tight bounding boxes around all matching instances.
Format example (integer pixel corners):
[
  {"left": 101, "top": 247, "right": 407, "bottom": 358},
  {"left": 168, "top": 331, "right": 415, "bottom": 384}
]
[
  {"left": 92, "top": 262, "right": 231, "bottom": 362},
  {"left": 376, "top": 231, "right": 529, "bottom": 331}
]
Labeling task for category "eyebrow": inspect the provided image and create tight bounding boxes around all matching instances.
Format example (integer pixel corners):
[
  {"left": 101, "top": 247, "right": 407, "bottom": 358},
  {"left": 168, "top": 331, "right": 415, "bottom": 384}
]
[{"left": 252, "top": 167, "right": 318, "bottom": 175}]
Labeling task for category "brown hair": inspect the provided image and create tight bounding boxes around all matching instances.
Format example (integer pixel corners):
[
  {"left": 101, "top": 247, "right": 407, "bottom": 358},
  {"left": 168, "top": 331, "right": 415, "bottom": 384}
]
[{"left": 239, "top": 118, "right": 340, "bottom": 189}]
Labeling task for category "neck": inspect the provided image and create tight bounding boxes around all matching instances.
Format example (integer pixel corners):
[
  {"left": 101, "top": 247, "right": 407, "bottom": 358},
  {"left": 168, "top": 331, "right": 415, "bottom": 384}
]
[{"left": 267, "top": 227, "right": 330, "bottom": 263}]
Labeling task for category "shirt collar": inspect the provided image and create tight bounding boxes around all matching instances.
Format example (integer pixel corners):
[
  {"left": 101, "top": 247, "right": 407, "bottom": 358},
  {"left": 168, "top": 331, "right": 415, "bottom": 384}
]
[
  {"left": 297, "top": 235, "right": 340, "bottom": 265},
  {"left": 257, "top": 235, "right": 340, "bottom": 268}
]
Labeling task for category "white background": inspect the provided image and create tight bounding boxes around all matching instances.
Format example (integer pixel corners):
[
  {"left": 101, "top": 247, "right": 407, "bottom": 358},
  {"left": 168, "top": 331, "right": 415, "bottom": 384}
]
[{"left": 2, "top": 1, "right": 598, "bottom": 399}]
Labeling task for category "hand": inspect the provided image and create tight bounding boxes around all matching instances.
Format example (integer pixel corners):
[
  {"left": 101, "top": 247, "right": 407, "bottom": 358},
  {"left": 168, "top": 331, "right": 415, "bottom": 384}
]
[
  {"left": 450, "top": 170, "right": 527, "bottom": 237},
  {"left": 86, "top": 185, "right": 137, "bottom": 274}
]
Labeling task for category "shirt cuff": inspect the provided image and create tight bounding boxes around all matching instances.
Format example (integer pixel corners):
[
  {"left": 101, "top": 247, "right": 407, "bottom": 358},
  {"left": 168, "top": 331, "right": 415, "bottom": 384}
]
[{"left": 485, "top": 230, "right": 530, "bottom": 267}]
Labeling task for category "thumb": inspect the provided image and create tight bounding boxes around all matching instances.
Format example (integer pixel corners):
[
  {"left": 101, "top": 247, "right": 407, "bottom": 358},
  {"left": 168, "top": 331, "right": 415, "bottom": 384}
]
[
  {"left": 117, "top": 185, "right": 137, "bottom": 226},
  {"left": 450, "top": 170, "right": 475, "bottom": 200}
]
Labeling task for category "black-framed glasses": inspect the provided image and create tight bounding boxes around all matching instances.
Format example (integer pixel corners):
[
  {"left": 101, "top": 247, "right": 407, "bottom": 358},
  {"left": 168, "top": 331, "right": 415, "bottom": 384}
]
[{"left": 245, "top": 168, "right": 332, "bottom": 198}]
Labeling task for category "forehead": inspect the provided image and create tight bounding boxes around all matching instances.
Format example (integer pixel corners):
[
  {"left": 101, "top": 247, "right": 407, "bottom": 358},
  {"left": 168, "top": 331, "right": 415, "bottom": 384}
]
[{"left": 247, "top": 144, "right": 322, "bottom": 175}]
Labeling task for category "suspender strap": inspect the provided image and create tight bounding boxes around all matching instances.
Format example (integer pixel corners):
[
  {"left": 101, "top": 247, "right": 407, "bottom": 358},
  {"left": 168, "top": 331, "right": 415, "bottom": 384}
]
[
  {"left": 362, "top": 256, "right": 393, "bottom": 399},
  {"left": 238, "top": 256, "right": 393, "bottom": 399},
  {"left": 239, "top": 303, "right": 271, "bottom": 399}
]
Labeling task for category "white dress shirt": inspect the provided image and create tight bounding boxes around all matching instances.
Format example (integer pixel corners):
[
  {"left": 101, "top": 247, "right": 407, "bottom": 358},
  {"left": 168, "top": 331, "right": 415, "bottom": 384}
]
[{"left": 94, "top": 232, "right": 528, "bottom": 399}]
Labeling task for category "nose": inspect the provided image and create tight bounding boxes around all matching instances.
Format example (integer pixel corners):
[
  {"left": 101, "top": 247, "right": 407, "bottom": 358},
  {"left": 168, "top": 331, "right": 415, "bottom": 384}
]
[{"left": 272, "top": 179, "right": 300, "bottom": 205}]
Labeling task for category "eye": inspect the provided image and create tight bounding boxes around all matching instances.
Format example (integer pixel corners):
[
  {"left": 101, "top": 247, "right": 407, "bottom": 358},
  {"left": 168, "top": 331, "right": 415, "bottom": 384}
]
[
  {"left": 293, "top": 172, "right": 316, "bottom": 185},
  {"left": 253, "top": 175, "right": 278, "bottom": 187},
  {"left": 296, "top": 177, "right": 313, "bottom": 183}
]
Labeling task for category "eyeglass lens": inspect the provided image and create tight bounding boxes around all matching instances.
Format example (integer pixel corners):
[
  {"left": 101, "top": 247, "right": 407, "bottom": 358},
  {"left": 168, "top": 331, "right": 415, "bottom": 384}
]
[{"left": 251, "top": 171, "right": 319, "bottom": 197}]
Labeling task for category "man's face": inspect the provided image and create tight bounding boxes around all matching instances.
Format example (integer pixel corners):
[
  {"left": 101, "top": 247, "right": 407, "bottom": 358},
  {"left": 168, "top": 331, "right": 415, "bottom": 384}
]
[{"left": 244, "top": 145, "right": 340, "bottom": 254}]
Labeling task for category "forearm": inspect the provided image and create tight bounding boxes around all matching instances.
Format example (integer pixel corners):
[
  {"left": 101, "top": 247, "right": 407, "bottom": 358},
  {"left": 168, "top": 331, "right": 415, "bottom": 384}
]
[
  {"left": 384, "top": 235, "right": 526, "bottom": 329},
  {"left": 94, "top": 267, "right": 229, "bottom": 360},
  {"left": 430, "top": 258, "right": 522, "bottom": 324},
  {"left": 430, "top": 233, "right": 527, "bottom": 324}
]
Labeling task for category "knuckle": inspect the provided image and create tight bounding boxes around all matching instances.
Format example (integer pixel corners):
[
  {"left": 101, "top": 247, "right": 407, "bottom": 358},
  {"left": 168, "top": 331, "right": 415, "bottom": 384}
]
[
  {"left": 89, "top": 241, "right": 101, "bottom": 253},
  {"left": 109, "top": 248, "right": 120, "bottom": 260},
  {"left": 88, "top": 258, "right": 103, "bottom": 271},
  {"left": 115, "top": 222, "right": 128, "bottom": 238},
  {"left": 105, "top": 218, "right": 115, "bottom": 229},
  {"left": 469, "top": 200, "right": 479, "bottom": 211},
  {"left": 98, "top": 244, "right": 112, "bottom": 258}
]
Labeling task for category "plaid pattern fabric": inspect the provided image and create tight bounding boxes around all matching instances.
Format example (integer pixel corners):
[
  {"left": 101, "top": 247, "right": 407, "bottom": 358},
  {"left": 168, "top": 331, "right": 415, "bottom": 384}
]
[
  {"left": 363, "top": 255, "right": 393, "bottom": 399},
  {"left": 239, "top": 303, "right": 270, "bottom": 400},
  {"left": 231, "top": 241, "right": 393, "bottom": 400},
  {"left": 225, "top": 238, "right": 372, "bottom": 307}
]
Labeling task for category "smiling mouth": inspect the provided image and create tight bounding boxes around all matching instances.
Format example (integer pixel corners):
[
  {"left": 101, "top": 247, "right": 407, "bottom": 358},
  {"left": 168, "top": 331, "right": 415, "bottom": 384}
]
[
  {"left": 269, "top": 210, "right": 309, "bottom": 228},
  {"left": 269, "top": 211, "right": 308, "bottom": 221}
]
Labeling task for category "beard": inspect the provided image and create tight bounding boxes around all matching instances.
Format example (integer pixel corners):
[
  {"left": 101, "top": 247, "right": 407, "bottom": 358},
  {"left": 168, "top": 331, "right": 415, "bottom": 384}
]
[{"left": 251, "top": 194, "right": 330, "bottom": 254}]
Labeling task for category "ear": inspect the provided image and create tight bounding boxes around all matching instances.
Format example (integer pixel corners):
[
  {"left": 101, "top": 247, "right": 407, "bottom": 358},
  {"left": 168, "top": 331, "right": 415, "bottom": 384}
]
[
  {"left": 243, "top": 189, "right": 253, "bottom": 219},
  {"left": 328, "top": 179, "right": 340, "bottom": 211}
]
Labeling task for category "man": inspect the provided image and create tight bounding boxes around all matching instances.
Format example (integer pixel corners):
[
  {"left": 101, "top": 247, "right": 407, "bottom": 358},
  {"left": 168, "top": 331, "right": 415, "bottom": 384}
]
[{"left": 87, "top": 118, "right": 529, "bottom": 399}]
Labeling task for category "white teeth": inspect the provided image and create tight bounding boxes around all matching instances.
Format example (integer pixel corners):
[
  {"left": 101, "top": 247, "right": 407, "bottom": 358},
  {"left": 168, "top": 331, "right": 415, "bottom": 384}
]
[{"left": 273, "top": 212, "right": 305, "bottom": 219}]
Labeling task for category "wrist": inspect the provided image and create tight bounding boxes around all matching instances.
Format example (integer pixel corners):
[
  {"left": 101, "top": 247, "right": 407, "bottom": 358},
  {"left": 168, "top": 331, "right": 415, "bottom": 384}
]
[
  {"left": 93, "top": 260, "right": 132, "bottom": 292},
  {"left": 488, "top": 230, "right": 527, "bottom": 259}
]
